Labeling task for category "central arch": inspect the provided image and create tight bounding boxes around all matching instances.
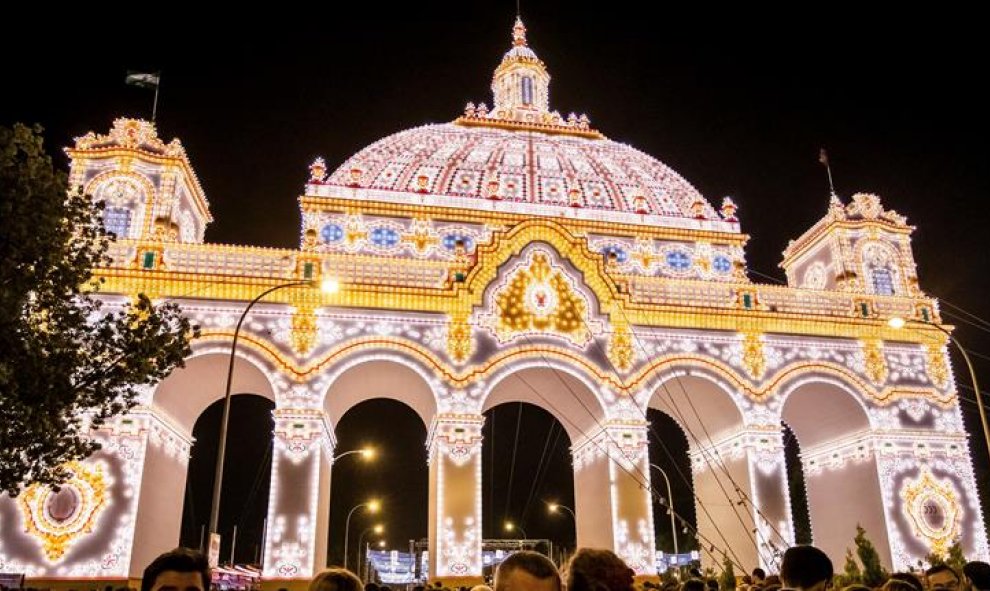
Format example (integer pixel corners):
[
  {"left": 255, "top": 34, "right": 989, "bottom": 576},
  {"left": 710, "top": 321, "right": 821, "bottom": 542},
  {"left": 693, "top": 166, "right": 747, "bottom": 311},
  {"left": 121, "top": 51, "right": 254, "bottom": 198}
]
[{"left": 780, "top": 375, "right": 890, "bottom": 568}]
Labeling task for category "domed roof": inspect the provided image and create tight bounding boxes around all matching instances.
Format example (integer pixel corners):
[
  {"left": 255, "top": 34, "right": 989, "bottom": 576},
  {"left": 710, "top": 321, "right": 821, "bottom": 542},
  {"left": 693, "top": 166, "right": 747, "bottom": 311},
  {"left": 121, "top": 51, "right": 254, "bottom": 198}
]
[{"left": 309, "top": 18, "right": 736, "bottom": 233}]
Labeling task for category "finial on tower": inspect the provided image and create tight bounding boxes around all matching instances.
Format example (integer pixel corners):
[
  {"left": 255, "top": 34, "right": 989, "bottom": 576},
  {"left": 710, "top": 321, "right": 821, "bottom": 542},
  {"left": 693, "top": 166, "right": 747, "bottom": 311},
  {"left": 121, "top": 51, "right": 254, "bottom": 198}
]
[{"left": 513, "top": 17, "right": 528, "bottom": 46}]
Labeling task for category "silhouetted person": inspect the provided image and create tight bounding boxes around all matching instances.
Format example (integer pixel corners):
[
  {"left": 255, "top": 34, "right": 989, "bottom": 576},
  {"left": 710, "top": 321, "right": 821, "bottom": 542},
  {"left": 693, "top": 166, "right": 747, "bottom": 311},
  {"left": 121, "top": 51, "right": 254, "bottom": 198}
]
[
  {"left": 928, "top": 566, "right": 961, "bottom": 591},
  {"left": 564, "top": 548, "right": 635, "bottom": 591},
  {"left": 309, "top": 569, "right": 362, "bottom": 591},
  {"left": 494, "top": 551, "right": 561, "bottom": 591},
  {"left": 141, "top": 548, "right": 210, "bottom": 591},
  {"left": 779, "top": 546, "right": 833, "bottom": 591},
  {"left": 964, "top": 563, "right": 990, "bottom": 591},
  {"left": 682, "top": 579, "right": 707, "bottom": 591},
  {"left": 889, "top": 572, "right": 925, "bottom": 591}
]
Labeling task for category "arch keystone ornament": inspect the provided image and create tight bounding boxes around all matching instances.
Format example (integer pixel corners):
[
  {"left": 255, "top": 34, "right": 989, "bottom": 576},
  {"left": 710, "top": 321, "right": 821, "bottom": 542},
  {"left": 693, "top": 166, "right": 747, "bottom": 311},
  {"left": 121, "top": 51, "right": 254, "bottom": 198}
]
[{"left": 901, "top": 469, "right": 962, "bottom": 557}]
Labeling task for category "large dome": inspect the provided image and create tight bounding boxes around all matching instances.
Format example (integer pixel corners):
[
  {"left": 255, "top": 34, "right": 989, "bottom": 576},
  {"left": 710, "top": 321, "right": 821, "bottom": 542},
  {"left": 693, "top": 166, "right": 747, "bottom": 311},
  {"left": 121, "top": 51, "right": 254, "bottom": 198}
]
[
  {"left": 324, "top": 123, "right": 717, "bottom": 222},
  {"left": 309, "top": 17, "right": 735, "bottom": 233}
]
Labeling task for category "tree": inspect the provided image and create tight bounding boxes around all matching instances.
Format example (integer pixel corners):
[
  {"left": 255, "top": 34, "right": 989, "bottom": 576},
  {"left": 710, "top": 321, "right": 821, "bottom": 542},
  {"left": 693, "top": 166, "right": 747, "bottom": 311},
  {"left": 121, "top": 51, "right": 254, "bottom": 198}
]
[
  {"left": 854, "top": 524, "right": 887, "bottom": 587},
  {"left": 719, "top": 555, "right": 736, "bottom": 591},
  {"left": 0, "top": 123, "right": 195, "bottom": 495},
  {"left": 946, "top": 539, "right": 967, "bottom": 575},
  {"left": 834, "top": 548, "right": 863, "bottom": 587}
]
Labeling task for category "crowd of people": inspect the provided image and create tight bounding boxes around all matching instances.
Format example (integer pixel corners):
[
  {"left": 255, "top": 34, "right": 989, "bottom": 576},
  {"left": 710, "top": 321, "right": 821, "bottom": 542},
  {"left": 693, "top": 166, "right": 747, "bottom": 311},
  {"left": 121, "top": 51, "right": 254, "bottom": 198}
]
[{"left": 38, "top": 544, "right": 990, "bottom": 591}]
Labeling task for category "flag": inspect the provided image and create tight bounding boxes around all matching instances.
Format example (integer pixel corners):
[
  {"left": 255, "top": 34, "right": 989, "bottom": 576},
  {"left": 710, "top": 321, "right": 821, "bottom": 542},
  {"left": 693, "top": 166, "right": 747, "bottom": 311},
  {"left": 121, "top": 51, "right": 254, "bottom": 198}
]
[
  {"left": 818, "top": 148, "right": 829, "bottom": 167},
  {"left": 125, "top": 71, "right": 160, "bottom": 89}
]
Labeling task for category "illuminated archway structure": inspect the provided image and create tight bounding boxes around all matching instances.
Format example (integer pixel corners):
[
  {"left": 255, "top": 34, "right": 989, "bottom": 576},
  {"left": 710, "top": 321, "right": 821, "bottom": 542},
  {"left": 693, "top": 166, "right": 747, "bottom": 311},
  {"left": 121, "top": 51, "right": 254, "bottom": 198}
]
[{"left": 1, "top": 17, "right": 986, "bottom": 588}]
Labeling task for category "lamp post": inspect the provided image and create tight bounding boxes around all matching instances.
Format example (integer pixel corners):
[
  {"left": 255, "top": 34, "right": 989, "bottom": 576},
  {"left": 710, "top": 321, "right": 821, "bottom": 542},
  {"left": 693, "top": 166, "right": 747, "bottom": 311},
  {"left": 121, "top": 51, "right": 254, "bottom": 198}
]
[
  {"left": 208, "top": 277, "right": 339, "bottom": 557},
  {"left": 650, "top": 463, "right": 680, "bottom": 562},
  {"left": 344, "top": 500, "right": 381, "bottom": 570},
  {"left": 889, "top": 316, "right": 990, "bottom": 465},
  {"left": 547, "top": 502, "right": 576, "bottom": 521},
  {"left": 504, "top": 521, "right": 528, "bottom": 539},
  {"left": 333, "top": 447, "right": 376, "bottom": 463},
  {"left": 358, "top": 524, "right": 384, "bottom": 581}
]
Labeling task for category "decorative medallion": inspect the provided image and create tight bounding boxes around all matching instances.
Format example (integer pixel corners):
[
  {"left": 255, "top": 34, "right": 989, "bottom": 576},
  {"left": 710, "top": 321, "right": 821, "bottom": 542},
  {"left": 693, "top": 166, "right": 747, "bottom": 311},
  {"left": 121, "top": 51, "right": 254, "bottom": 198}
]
[
  {"left": 488, "top": 250, "right": 590, "bottom": 346},
  {"left": 901, "top": 469, "right": 961, "bottom": 556},
  {"left": 18, "top": 462, "right": 109, "bottom": 562},
  {"left": 742, "top": 332, "right": 767, "bottom": 380},
  {"left": 862, "top": 339, "right": 888, "bottom": 385}
]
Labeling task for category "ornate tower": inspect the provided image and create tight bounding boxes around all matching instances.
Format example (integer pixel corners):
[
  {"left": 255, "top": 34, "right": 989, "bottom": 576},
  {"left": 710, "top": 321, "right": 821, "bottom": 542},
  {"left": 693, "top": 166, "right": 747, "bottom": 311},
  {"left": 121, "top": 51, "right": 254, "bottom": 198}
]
[
  {"left": 781, "top": 192, "right": 930, "bottom": 318},
  {"left": 67, "top": 118, "right": 212, "bottom": 247}
]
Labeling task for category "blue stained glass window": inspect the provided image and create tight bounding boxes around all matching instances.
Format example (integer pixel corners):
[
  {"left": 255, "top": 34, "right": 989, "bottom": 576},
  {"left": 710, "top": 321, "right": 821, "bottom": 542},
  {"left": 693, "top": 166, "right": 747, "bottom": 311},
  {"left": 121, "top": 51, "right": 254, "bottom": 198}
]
[
  {"left": 370, "top": 227, "right": 400, "bottom": 248},
  {"left": 442, "top": 234, "right": 474, "bottom": 251},
  {"left": 601, "top": 245, "right": 628, "bottom": 263},
  {"left": 321, "top": 223, "right": 344, "bottom": 243},
  {"left": 103, "top": 207, "right": 132, "bottom": 238},
  {"left": 872, "top": 267, "right": 895, "bottom": 296},
  {"left": 521, "top": 77, "right": 534, "bottom": 105},
  {"left": 666, "top": 250, "right": 692, "bottom": 270},
  {"left": 712, "top": 255, "right": 732, "bottom": 274}
]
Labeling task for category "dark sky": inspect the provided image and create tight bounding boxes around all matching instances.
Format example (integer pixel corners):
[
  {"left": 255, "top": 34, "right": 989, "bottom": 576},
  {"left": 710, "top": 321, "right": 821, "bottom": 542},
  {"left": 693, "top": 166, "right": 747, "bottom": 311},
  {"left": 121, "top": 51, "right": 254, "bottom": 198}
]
[{"left": 5, "top": 2, "right": 990, "bottom": 567}]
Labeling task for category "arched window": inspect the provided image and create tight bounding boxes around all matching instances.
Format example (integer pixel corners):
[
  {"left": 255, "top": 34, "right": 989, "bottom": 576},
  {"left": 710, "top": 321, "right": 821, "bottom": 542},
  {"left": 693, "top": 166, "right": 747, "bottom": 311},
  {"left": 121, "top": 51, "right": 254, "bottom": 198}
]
[
  {"left": 871, "top": 267, "right": 896, "bottom": 296},
  {"left": 521, "top": 76, "right": 534, "bottom": 105},
  {"left": 103, "top": 207, "right": 132, "bottom": 239}
]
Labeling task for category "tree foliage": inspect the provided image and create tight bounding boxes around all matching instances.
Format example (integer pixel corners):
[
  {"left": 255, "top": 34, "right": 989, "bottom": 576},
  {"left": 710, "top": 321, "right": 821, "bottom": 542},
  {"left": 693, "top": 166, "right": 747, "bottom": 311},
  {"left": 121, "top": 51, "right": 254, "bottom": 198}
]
[
  {"left": 719, "top": 555, "right": 736, "bottom": 591},
  {"left": 0, "top": 123, "right": 196, "bottom": 495},
  {"left": 854, "top": 524, "right": 887, "bottom": 587},
  {"left": 834, "top": 547, "right": 863, "bottom": 587}
]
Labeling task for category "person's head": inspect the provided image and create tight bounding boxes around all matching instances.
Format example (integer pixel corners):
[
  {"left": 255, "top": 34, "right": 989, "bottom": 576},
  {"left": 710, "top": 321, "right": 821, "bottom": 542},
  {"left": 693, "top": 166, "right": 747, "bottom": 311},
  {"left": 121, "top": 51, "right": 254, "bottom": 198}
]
[
  {"left": 780, "top": 546, "right": 833, "bottom": 591},
  {"left": 890, "top": 572, "right": 925, "bottom": 591},
  {"left": 140, "top": 548, "right": 210, "bottom": 591},
  {"left": 494, "top": 551, "right": 561, "bottom": 591},
  {"left": 707, "top": 580, "right": 720, "bottom": 591},
  {"left": 927, "top": 566, "right": 961, "bottom": 591},
  {"left": 886, "top": 581, "right": 922, "bottom": 591},
  {"left": 840, "top": 585, "right": 872, "bottom": 591},
  {"left": 964, "top": 562, "right": 990, "bottom": 591},
  {"left": 564, "top": 548, "right": 636, "bottom": 591},
  {"left": 364, "top": 584, "right": 380, "bottom": 591},
  {"left": 470, "top": 586, "right": 493, "bottom": 591},
  {"left": 309, "top": 568, "right": 363, "bottom": 591},
  {"left": 753, "top": 569, "right": 767, "bottom": 583},
  {"left": 681, "top": 579, "right": 707, "bottom": 591}
]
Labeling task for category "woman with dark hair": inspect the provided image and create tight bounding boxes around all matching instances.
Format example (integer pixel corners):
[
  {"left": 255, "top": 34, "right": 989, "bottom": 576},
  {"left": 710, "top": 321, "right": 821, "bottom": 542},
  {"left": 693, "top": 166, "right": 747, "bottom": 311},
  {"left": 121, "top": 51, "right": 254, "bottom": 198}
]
[
  {"left": 563, "top": 548, "right": 636, "bottom": 591},
  {"left": 309, "top": 568, "right": 363, "bottom": 591}
]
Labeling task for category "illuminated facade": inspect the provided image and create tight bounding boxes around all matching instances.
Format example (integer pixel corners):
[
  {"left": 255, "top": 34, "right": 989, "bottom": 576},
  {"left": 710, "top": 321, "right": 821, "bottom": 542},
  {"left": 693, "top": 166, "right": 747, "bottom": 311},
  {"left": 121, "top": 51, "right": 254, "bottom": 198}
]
[{"left": 0, "top": 17, "right": 986, "bottom": 587}]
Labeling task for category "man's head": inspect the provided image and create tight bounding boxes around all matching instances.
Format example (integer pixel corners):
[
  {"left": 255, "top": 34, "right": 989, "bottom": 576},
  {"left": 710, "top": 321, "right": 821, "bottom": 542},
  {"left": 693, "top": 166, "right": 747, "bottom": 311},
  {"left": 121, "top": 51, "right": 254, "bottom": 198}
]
[
  {"left": 964, "top": 562, "right": 990, "bottom": 591},
  {"left": 928, "top": 565, "right": 961, "bottom": 591},
  {"left": 564, "top": 548, "right": 635, "bottom": 591},
  {"left": 780, "top": 546, "right": 833, "bottom": 591},
  {"left": 141, "top": 548, "right": 210, "bottom": 591},
  {"left": 309, "top": 568, "right": 363, "bottom": 591},
  {"left": 681, "top": 579, "right": 707, "bottom": 591},
  {"left": 494, "top": 551, "right": 561, "bottom": 591},
  {"left": 753, "top": 569, "right": 767, "bottom": 583}
]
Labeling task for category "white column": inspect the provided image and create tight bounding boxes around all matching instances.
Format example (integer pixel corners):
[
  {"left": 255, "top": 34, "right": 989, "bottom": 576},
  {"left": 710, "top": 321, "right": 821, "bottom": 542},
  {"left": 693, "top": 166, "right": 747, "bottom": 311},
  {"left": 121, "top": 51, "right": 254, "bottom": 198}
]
[
  {"left": 262, "top": 409, "right": 334, "bottom": 581},
  {"left": 427, "top": 414, "right": 483, "bottom": 584}
]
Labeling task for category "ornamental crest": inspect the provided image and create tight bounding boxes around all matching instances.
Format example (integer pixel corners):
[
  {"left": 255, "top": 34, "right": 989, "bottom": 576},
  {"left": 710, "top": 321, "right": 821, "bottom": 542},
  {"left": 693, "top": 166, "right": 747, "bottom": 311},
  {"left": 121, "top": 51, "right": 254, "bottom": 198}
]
[
  {"left": 18, "top": 462, "right": 109, "bottom": 561},
  {"left": 480, "top": 249, "right": 596, "bottom": 346}
]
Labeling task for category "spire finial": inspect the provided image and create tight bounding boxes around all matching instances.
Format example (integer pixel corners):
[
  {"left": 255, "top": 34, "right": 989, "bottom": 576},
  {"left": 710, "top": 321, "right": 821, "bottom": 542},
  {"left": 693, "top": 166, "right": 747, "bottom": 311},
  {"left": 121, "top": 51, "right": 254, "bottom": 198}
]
[{"left": 513, "top": 16, "right": 527, "bottom": 46}]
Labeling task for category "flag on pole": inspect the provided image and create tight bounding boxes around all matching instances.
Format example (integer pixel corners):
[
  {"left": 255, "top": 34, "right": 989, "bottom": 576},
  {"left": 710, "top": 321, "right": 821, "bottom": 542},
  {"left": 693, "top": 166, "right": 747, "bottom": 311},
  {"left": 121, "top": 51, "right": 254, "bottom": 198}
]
[
  {"left": 818, "top": 148, "right": 829, "bottom": 166},
  {"left": 125, "top": 71, "right": 160, "bottom": 89}
]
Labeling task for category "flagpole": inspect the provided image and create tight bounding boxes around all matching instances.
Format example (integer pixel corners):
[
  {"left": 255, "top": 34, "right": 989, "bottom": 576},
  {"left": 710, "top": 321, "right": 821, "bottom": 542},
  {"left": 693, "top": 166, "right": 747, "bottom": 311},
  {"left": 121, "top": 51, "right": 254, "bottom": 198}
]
[
  {"left": 819, "top": 148, "right": 836, "bottom": 196},
  {"left": 152, "top": 72, "right": 161, "bottom": 122}
]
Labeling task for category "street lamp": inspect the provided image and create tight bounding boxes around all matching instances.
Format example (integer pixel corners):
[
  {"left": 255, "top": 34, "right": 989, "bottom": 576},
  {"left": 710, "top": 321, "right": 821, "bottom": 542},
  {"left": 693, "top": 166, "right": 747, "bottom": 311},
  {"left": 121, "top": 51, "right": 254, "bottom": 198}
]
[
  {"left": 888, "top": 316, "right": 990, "bottom": 465},
  {"left": 333, "top": 447, "right": 376, "bottom": 462},
  {"left": 208, "top": 277, "right": 340, "bottom": 552},
  {"left": 547, "top": 502, "right": 575, "bottom": 521},
  {"left": 344, "top": 500, "right": 381, "bottom": 570},
  {"left": 504, "top": 521, "right": 528, "bottom": 539},
  {"left": 650, "top": 463, "right": 680, "bottom": 561},
  {"left": 358, "top": 524, "right": 384, "bottom": 581}
]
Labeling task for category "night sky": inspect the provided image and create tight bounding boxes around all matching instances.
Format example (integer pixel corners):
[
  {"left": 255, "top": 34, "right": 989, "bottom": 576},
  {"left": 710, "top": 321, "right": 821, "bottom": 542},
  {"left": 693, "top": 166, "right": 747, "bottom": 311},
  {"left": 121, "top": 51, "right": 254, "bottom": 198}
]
[{"left": 4, "top": 3, "right": 989, "bottom": 569}]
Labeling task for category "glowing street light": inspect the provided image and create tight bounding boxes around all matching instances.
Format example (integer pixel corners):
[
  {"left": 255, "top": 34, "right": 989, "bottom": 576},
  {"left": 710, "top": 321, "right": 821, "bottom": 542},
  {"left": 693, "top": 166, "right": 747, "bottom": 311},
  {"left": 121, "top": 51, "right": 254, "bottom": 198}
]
[
  {"left": 888, "top": 315, "right": 990, "bottom": 466},
  {"left": 344, "top": 500, "right": 381, "bottom": 570},
  {"left": 547, "top": 502, "right": 575, "bottom": 520},
  {"left": 208, "top": 277, "right": 340, "bottom": 563},
  {"left": 333, "top": 447, "right": 376, "bottom": 462},
  {"left": 504, "top": 521, "right": 528, "bottom": 539}
]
